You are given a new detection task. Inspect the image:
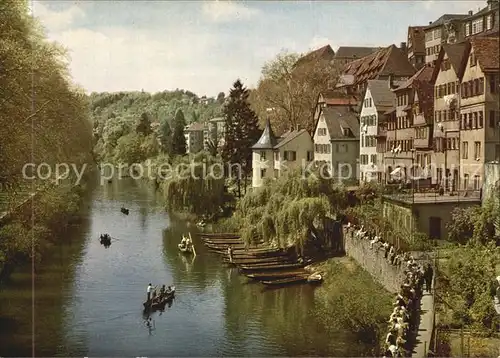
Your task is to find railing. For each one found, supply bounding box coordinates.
[383,189,482,204]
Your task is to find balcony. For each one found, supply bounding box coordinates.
[375,127,387,137]
[414,137,431,149]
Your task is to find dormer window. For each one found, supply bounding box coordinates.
[342,128,350,136]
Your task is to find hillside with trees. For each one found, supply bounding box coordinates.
[90,90,225,162]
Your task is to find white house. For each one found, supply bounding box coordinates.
[359,80,402,182]
[313,106,360,182]
[252,119,314,188]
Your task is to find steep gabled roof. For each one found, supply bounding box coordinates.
[366,79,404,108]
[431,42,470,83]
[294,45,335,68]
[341,45,416,86]
[334,46,380,59]
[252,118,277,149]
[470,36,499,71]
[397,66,434,91]
[424,14,469,30]
[319,107,359,140]
[274,129,309,149]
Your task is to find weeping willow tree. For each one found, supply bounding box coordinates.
[161,152,232,217]
[228,169,348,248]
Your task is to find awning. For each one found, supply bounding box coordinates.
[390,167,402,175]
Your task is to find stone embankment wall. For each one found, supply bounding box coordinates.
[343,226,405,293]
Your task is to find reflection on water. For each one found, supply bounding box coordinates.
[0,176,374,356]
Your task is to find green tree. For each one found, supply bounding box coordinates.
[216,92,225,103]
[221,79,261,197]
[250,49,341,134]
[171,109,186,155]
[159,120,173,153]
[136,112,152,135]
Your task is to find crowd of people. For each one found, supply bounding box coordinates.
[345,222,434,357]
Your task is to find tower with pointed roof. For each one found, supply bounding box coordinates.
[251,118,277,188]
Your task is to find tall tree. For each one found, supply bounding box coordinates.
[136,112,152,135]
[222,79,261,197]
[159,120,173,153]
[171,109,186,155]
[216,92,225,103]
[249,50,341,134]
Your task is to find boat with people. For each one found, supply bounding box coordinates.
[120,207,129,215]
[143,285,175,311]
[99,233,112,247]
[178,233,196,255]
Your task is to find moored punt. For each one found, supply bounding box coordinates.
[223,256,294,265]
[238,263,304,272]
[261,276,308,286]
[245,270,308,280]
[202,238,246,245]
[198,233,240,238]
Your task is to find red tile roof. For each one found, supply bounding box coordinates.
[470,36,499,71]
[341,45,415,86]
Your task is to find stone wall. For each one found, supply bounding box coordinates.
[343,226,406,293]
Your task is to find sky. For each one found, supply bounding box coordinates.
[32,0,487,97]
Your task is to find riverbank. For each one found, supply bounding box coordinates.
[0,177,93,283]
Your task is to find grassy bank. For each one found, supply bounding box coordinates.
[312,257,393,354]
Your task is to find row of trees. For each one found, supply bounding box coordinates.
[0,0,93,190]
[0,0,94,277]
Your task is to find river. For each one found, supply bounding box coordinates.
[0,176,375,357]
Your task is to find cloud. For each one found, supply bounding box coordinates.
[202,0,259,23]
[33,1,85,32]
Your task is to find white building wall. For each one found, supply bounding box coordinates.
[252,149,274,188]
[359,88,380,182]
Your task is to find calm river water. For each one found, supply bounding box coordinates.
[0,176,374,357]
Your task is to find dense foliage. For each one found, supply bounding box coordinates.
[222,170,348,248]
[221,80,261,197]
[249,50,341,134]
[161,152,233,218]
[0,0,93,190]
[315,259,393,349]
[91,90,223,162]
[437,242,500,332]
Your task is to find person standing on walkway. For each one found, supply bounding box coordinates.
[424,264,433,293]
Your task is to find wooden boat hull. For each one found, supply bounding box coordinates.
[239,263,304,272]
[261,276,308,286]
[143,290,175,310]
[245,270,308,280]
[223,257,294,265]
[199,233,240,238]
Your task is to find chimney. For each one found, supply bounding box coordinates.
[429,21,432,25]
[400,42,407,53]
[468,10,473,15]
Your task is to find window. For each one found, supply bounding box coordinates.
[260,169,266,178]
[474,141,481,160]
[307,151,314,162]
[260,151,266,160]
[473,112,478,128]
[465,22,471,36]
[490,75,499,93]
[464,174,469,190]
[486,14,493,30]
[462,141,468,159]
[490,111,496,128]
[284,151,296,161]
[470,52,477,67]
[473,175,480,190]
[371,154,377,164]
[496,144,500,161]
[472,18,483,34]
[318,128,327,136]
[274,151,279,161]
[479,111,483,128]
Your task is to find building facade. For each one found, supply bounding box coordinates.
[251,120,314,188]
[459,36,500,192]
[184,122,206,154]
[424,14,469,65]
[462,0,499,39]
[407,26,426,69]
[313,106,360,181]
[207,117,226,149]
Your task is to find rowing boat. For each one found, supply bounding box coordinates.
[239,263,304,272]
[261,276,308,286]
[143,287,175,311]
